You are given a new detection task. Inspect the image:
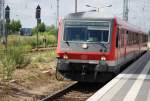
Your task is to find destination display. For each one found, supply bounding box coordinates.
[65,20,110,27]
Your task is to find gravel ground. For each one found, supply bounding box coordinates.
[0,51,73,101]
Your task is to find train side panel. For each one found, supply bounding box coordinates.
[115,19,148,70]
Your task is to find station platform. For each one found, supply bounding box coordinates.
[87,52,150,101]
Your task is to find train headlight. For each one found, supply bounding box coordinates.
[63,54,68,59]
[101,56,106,61]
[82,43,88,49]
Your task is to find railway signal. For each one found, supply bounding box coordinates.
[4,5,10,51]
[5,5,10,20]
[36,5,41,20]
[36,5,41,50]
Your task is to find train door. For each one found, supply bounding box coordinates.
[116,28,121,65]
[124,30,127,61]
[119,28,126,64]
[117,27,126,66]
[137,34,141,54]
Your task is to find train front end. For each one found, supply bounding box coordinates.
[56,13,116,82]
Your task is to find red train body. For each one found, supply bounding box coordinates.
[56,12,148,82]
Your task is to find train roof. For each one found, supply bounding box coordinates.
[116,18,145,34]
[64,12,146,34]
[65,12,115,20]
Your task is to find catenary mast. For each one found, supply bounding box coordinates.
[123,0,129,21]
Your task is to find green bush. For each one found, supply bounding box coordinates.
[0,41,32,81]
[7,33,57,49]
[11,46,30,68]
[32,24,57,36]
[38,33,57,46]
[0,52,15,81]
[46,25,57,34]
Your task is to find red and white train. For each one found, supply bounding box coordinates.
[56,12,148,82]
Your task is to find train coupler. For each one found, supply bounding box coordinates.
[94,62,108,79]
[81,65,86,76]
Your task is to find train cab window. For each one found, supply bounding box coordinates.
[87,29,109,42]
[64,27,86,41]
[64,21,110,43]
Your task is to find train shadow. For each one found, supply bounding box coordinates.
[119,51,150,76]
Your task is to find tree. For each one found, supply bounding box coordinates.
[31,24,57,35]
[37,22,46,32]
[46,25,57,36]
[9,20,22,33]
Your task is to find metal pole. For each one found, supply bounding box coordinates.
[0,0,2,36]
[37,21,39,50]
[123,0,129,21]
[1,0,7,52]
[36,19,41,50]
[97,8,100,12]
[5,20,9,52]
[2,0,5,38]
[56,0,59,28]
[75,0,77,13]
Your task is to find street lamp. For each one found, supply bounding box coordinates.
[86,4,112,12]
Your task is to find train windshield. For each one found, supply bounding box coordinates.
[64,21,110,43]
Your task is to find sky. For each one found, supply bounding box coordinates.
[5,0,150,32]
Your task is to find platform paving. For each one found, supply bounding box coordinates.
[87,52,150,101]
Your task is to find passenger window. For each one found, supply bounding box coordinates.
[116,28,119,48]
[121,29,124,47]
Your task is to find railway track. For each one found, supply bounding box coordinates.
[39,82,104,101]
[31,46,56,52]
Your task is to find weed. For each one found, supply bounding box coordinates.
[0,48,15,81]
[0,45,31,81]
[11,46,30,69]
[50,50,56,59]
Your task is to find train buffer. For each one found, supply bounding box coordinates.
[87,52,150,101]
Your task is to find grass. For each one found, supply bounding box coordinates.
[0,33,57,81]
[31,50,56,63]
[0,33,57,54]
[7,34,57,49]
[0,45,31,81]
[0,33,58,100]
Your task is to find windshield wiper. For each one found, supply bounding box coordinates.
[65,40,70,46]
[99,42,107,50]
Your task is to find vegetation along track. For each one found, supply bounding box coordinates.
[39,82,104,101]
[31,46,56,52]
